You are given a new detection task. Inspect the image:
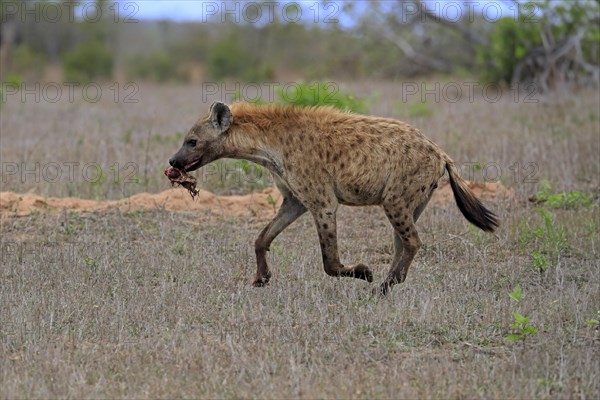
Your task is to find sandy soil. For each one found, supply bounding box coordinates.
[0,182,514,220]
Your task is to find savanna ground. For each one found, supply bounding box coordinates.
[1,82,599,398]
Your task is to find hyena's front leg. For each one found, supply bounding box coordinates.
[253,195,306,287]
[311,208,373,282]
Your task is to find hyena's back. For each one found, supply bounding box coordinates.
[270,110,447,208]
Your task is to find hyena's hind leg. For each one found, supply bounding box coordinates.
[377,191,434,295]
[253,195,306,287]
[311,207,373,282]
[394,183,436,254]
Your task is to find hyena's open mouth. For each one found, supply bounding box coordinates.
[164,166,199,199]
[184,158,204,172]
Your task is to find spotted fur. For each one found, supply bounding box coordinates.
[168,102,499,294]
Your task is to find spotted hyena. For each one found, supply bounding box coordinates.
[168,102,498,295]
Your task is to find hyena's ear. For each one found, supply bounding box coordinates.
[209,102,233,133]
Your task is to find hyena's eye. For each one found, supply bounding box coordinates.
[187,139,197,147]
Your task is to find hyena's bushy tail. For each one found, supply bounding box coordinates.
[445,161,499,232]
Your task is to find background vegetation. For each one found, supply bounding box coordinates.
[1,0,598,89]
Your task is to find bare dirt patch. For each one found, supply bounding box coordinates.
[0,187,282,221]
[0,181,514,219]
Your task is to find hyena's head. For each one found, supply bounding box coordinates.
[169,102,232,171]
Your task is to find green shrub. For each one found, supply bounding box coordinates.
[276,81,367,113]
[2,72,24,86]
[63,40,113,82]
[477,17,541,84]
[505,285,538,343]
[535,180,593,209]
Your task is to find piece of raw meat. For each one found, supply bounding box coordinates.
[164,166,199,199]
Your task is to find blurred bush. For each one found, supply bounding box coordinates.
[2,72,24,86]
[206,32,275,82]
[476,17,540,84]
[126,51,184,83]
[477,1,599,86]
[13,45,47,77]
[2,0,597,89]
[63,41,113,82]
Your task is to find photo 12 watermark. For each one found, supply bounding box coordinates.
[201,81,342,103]
[200,80,540,105]
[1,162,140,184]
[457,162,539,184]
[1,82,140,104]
[199,1,340,24]
[398,81,539,104]
[1,1,139,23]
[0,240,139,268]
[396,1,541,24]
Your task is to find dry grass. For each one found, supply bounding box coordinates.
[1,82,599,398]
[1,82,598,198]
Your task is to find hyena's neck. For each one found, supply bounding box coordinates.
[220,123,284,176]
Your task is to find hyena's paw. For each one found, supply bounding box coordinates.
[252,271,272,287]
[347,263,373,283]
